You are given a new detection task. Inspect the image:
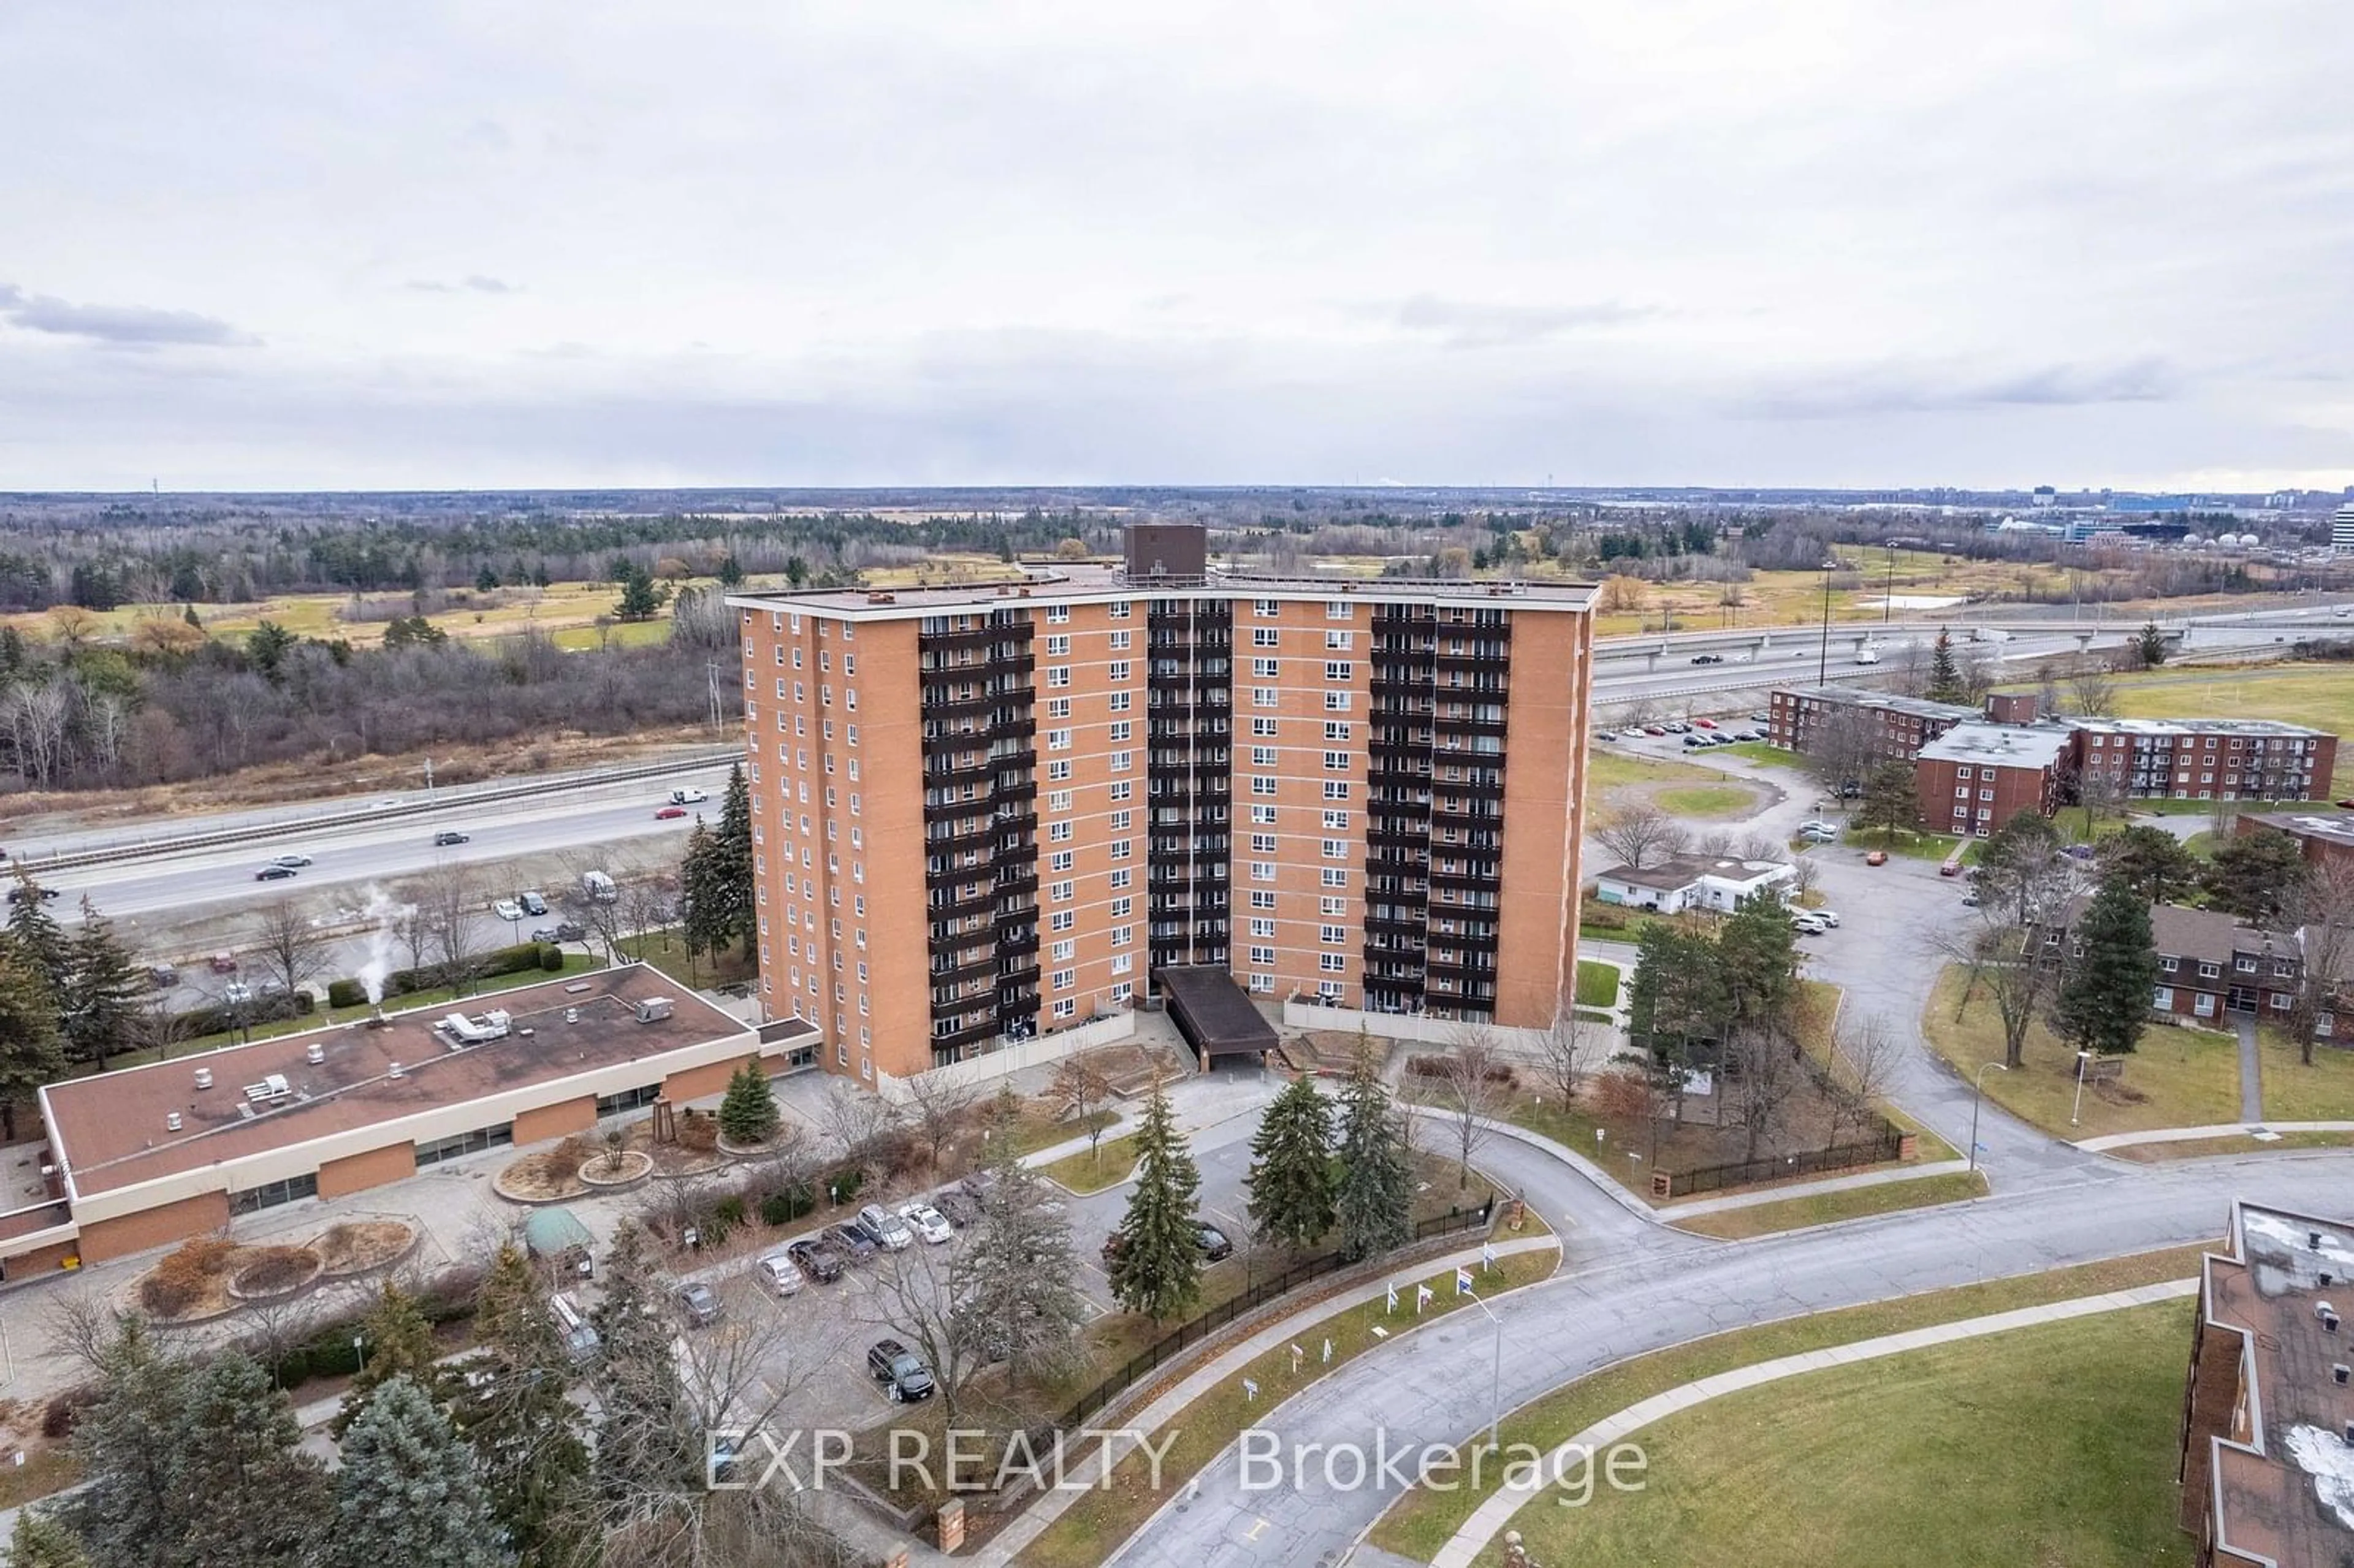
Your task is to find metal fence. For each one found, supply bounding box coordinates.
[1052,1198,1494,1431]
[1656,1125,1905,1198]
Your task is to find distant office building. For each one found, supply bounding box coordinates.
[1767,686,1981,760]
[2178,1201,2354,1563]
[2332,500,2354,553]
[728,525,1598,1086]
[2031,485,2057,508]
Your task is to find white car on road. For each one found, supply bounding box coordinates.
[898,1202,953,1245]
[1812,909,1842,927]
[492,898,524,922]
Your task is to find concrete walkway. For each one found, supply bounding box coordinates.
[2235,1016,2263,1124]
[2076,1119,2354,1152]
[977,1231,1564,1568]
[1659,1157,1975,1219]
[1425,1276,2198,1568]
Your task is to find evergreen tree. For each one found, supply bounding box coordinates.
[588,1224,699,1504]
[63,897,143,1071]
[6,872,71,998]
[715,761,755,953]
[337,1282,444,1434]
[332,1375,511,1568]
[717,1060,779,1145]
[474,564,501,593]
[2200,829,2310,923]
[2051,874,2160,1058]
[2135,619,2169,667]
[9,1510,90,1568]
[452,1246,592,1568]
[0,942,66,1140]
[1245,1075,1335,1252]
[614,566,663,622]
[1925,628,1964,702]
[1332,1035,1412,1260]
[1715,892,1798,1027]
[1107,1078,1203,1321]
[2098,824,2200,905]
[245,620,299,680]
[1851,759,1919,843]
[181,604,203,631]
[676,821,728,971]
[958,1144,1087,1386]
[715,554,745,588]
[64,1320,189,1568]
[172,1353,332,1568]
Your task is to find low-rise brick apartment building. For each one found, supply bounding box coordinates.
[2070,717,2336,807]
[2034,900,2332,1036]
[727,525,1597,1086]
[2178,1201,2354,1564]
[1912,722,2076,837]
[1766,686,1981,759]
[2237,810,2354,874]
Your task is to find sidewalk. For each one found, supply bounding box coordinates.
[2076,1119,2354,1152]
[978,1231,1564,1568]
[1659,1158,1975,1220]
[1423,1277,2198,1568]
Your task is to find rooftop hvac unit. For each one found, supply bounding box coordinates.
[387,1061,404,1079]
[305,1043,325,1065]
[2319,1300,2337,1320]
[243,1074,290,1103]
[2335,1365,2350,1387]
[164,1112,182,1132]
[636,997,675,1024]
[194,1067,214,1090]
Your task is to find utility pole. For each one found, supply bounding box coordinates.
[706,660,723,732]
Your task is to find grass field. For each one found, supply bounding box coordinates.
[1650,783,1759,820]
[1586,748,1723,796]
[1039,1132,1141,1194]
[1574,549,2094,639]
[2006,661,2354,739]
[1919,966,2241,1138]
[1503,1303,2191,1568]
[1843,824,1967,861]
[618,927,756,989]
[1574,960,1622,1010]
[1669,1171,1989,1239]
[2257,1028,2354,1121]
[1721,741,1799,766]
[1365,1244,2210,1560]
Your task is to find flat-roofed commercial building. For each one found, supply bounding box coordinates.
[729,526,1597,1084]
[0,965,808,1274]
[2179,1201,2354,1564]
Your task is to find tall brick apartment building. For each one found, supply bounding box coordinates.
[729,528,1597,1084]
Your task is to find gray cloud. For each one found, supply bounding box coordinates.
[0,284,257,348]
[1390,294,1659,349]
[1732,359,2179,421]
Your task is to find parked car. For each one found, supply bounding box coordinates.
[492,898,524,922]
[934,1190,982,1229]
[755,1250,806,1297]
[223,981,254,1005]
[1798,827,1839,845]
[1594,729,1618,742]
[867,1339,935,1402]
[2338,798,2354,810]
[271,852,313,868]
[1812,910,1842,927]
[1642,725,1667,736]
[1960,891,1983,907]
[518,891,547,917]
[858,1203,915,1252]
[209,952,239,974]
[1751,712,1771,725]
[1663,720,1689,733]
[898,1202,953,1245]
[824,1222,879,1264]
[1195,1222,1235,1262]
[1797,820,1838,835]
[1693,717,1717,729]
[1689,653,1723,666]
[1734,730,1763,742]
[675,1282,722,1328]
[1864,850,1888,866]
[2063,844,2097,861]
[785,1238,844,1284]
[146,964,180,989]
[1682,734,1710,748]
[655,806,690,821]
[433,830,470,847]
[533,921,588,943]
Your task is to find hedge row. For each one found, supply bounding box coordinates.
[178,989,314,1039]
[322,943,566,1011]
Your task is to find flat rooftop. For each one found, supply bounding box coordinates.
[1156,965,1279,1062]
[1916,721,2075,770]
[2204,1203,2354,1564]
[2245,812,2354,849]
[44,966,776,1198]
[1776,685,1980,723]
[729,564,1597,619]
[1599,855,1786,891]
[2073,716,2333,739]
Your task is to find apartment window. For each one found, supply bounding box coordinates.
[1323,837,1350,859]
[1321,868,1348,888]
[1045,605,1070,623]
[1108,601,1130,618]
[1110,750,1132,772]
[1251,833,1278,854]
[1051,880,1076,901]
[1109,781,1132,802]
[1049,821,1073,843]
[1110,839,1132,859]
[1253,717,1279,737]
[1249,946,1277,966]
[1323,781,1350,800]
[1109,660,1130,682]
[1323,810,1349,830]
[1327,600,1352,620]
[1110,809,1131,831]
[1046,697,1072,719]
[1048,759,1073,781]
[1957,767,1973,780]
[1047,666,1071,688]
[1324,751,1350,771]
[1319,953,1346,973]
[1109,630,1130,650]
[1324,691,1350,711]
[1044,634,1071,655]
[1050,939,1075,962]
[1324,662,1352,682]
[1251,861,1276,882]
[1252,776,1278,796]
[1251,804,1278,824]
[1320,924,1346,944]
[1250,918,1276,938]
[1255,599,1279,617]
[1048,790,1074,812]
[1049,910,1075,933]
[2158,956,2178,974]
[2153,986,2174,1011]
[1046,729,1073,752]
[1325,722,1352,742]
[1254,688,1279,708]
[1325,631,1354,650]
[1249,889,1277,910]
[1109,691,1130,713]
[1053,998,1076,1020]
[1111,925,1133,947]
[1253,628,1280,647]
[1320,895,1346,916]
[1110,897,1133,918]
[1048,850,1074,872]
[1109,866,1133,890]
[1253,658,1281,678]
[1252,747,1279,768]
[1053,969,1076,991]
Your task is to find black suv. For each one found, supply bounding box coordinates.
[1102,1222,1235,1266]
[785,1238,844,1284]
[823,1222,879,1264]
[866,1339,935,1402]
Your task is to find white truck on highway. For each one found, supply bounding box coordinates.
[1970,627,2013,643]
[668,787,709,806]
[1853,645,1881,665]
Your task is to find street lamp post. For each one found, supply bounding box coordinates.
[1969,1061,2009,1173]
[1460,1286,1505,1455]
[1816,561,1837,685]
[2070,1049,2092,1127]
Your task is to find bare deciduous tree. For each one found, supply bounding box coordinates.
[1787,849,1823,897]
[1824,1011,1904,1147]
[821,1079,904,1176]
[2283,861,2354,1068]
[43,1287,140,1379]
[1595,804,1687,872]
[1932,911,2058,1071]
[253,897,334,1000]
[1533,1006,1589,1106]
[1797,703,1881,796]
[416,864,489,995]
[1430,1024,1512,1188]
[898,1068,978,1173]
[2066,669,2119,718]
[1729,1024,1800,1162]
[1045,1049,1118,1161]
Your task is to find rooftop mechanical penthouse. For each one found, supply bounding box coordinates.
[729,525,1598,1086]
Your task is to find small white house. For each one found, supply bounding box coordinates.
[1591,855,1796,915]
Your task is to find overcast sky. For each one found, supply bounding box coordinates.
[2,2,2350,493]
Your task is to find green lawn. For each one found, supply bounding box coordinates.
[1574,960,1622,1010]
[1670,1171,1989,1239]
[2257,1029,2354,1121]
[1842,825,1967,861]
[1366,1245,2210,1561]
[1919,965,2242,1138]
[2011,661,2354,739]
[617,927,756,989]
[1721,741,1800,766]
[1038,1132,1140,1193]
[996,1108,1119,1159]
[1504,1303,2192,1568]
[1650,783,1760,820]
[1587,749,1723,797]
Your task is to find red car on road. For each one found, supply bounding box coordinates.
[655,805,690,820]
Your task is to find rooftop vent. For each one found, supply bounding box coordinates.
[2334,1364,2350,1387]
[193,1067,213,1090]
[2319,1300,2337,1322]
[387,1061,404,1079]
[164,1112,182,1133]
[305,1042,325,1065]
[2314,1231,2327,1250]
[565,1007,579,1025]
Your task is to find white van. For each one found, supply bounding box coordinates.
[582,869,618,902]
[669,787,709,806]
